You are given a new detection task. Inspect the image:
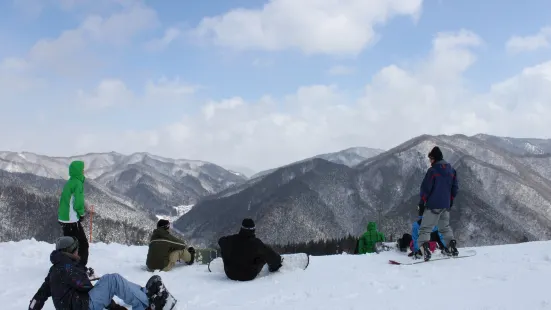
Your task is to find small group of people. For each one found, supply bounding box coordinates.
[27,159,283,309]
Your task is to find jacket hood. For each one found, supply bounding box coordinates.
[151,227,170,239]
[50,250,78,265]
[69,160,85,182]
[367,221,377,231]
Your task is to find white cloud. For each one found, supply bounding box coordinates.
[77,77,197,108]
[145,27,182,51]
[64,30,551,171]
[506,26,551,54]
[327,65,355,75]
[20,2,159,76]
[190,0,423,55]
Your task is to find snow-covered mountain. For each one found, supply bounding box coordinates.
[0,151,247,215]
[472,134,551,155]
[4,239,551,309]
[250,147,385,179]
[174,134,551,248]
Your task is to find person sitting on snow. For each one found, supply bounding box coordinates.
[409,216,446,258]
[146,219,195,271]
[28,236,172,310]
[218,218,282,281]
[357,221,385,254]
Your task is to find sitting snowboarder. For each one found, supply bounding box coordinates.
[28,236,172,310]
[146,219,195,271]
[409,216,446,258]
[218,218,282,281]
[357,221,385,254]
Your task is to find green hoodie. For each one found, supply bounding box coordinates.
[58,161,86,223]
[358,222,385,254]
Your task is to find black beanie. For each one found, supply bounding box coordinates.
[241,218,255,230]
[428,146,444,161]
[157,219,170,229]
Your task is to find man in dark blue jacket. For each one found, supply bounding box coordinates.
[417,146,459,261]
[28,236,173,310]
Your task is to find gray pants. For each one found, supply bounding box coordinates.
[418,209,454,247]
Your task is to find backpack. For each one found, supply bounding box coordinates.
[397,233,412,252]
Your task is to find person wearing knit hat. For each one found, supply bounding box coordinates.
[28,236,175,310]
[416,145,459,262]
[217,218,282,281]
[145,219,195,271]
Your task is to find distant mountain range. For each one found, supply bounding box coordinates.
[174,134,551,249]
[250,147,385,179]
[0,151,246,244]
[2,134,551,250]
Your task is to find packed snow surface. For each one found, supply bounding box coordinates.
[3,239,551,309]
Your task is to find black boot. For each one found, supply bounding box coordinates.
[145,275,168,310]
[421,242,432,261]
[448,239,459,256]
[186,247,195,265]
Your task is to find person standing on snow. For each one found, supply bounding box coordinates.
[146,219,195,271]
[417,146,459,261]
[218,218,282,281]
[357,221,385,254]
[58,160,94,277]
[28,236,172,310]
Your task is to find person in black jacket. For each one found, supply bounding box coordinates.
[218,218,282,281]
[28,236,172,310]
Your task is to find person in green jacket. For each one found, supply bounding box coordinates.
[146,219,196,271]
[358,222,385,254]
[58,160,93,275]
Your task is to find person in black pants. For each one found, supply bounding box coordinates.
[59,220,89,267]
[57,160,95,277]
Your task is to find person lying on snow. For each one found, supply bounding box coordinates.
[28,236,171,310]
[357,221,385,254]
[409,216,446,258]
[218,218,282,281]
[146,219,195,271]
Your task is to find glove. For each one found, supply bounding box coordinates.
[187,247,195,254]
[417,203,425,216]
[29,298,45,310]
[78,213,86,222]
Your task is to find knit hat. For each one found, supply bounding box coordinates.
[241,218,255,230]
[428,146,444,161]
[157,219,170,229]
[56,236,79,253]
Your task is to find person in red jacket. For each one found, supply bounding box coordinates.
[417,146,459,261]
[28,236,173,310]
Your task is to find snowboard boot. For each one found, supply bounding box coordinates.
[145,275,168,310]
[448,239,459,256]
[186,247,195,265]
[420,242,432,261]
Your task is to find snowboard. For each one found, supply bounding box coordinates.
[208,253,310,277]
[389,249,476,265]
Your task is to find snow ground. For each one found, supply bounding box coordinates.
[2,239,551,309]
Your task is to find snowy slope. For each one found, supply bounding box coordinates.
[4,239,551,309]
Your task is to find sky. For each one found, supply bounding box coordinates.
[1,0,551,173]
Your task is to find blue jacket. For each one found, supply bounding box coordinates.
[419,160,458,210]
[411,221,444,251]
[29,250,93,310]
